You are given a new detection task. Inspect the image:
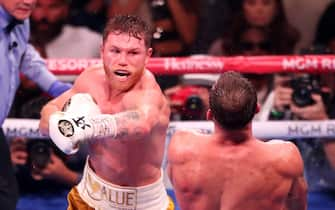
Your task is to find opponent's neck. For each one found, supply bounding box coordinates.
[215,123,253,144]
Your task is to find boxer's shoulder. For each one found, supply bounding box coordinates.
[265,140,303,176]
[265,139,297,155]
[73,66,105,89]
[141,70,161,88]
[74,65,103,80]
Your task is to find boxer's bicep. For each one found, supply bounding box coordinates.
[124,89,166,124]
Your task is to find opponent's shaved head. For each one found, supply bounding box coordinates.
[209,71,257,130]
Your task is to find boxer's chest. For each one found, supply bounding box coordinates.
[95,88,140,114]
[98,98,125,114]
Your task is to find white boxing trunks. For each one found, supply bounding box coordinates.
[76,159,170,210]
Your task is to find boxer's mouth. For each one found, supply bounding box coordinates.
[114,70,130,77]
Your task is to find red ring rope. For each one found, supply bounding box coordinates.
[47,55,335,75]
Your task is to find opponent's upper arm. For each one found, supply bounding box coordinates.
[167,130,200,190]
[287,144,307,210]
[277,142,307,210]
[276,141,304,178]
[168,130,193,167]
[286,175,307,210]
[167,131,188,185]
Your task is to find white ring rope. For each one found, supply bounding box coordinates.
[3,118,335,140]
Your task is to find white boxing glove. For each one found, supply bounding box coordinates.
[62,93,101,115]
[49,93,117,154]
[49,93,115,154]
[49,111,87,154]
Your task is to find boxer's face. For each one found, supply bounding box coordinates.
[243,0,277,27]
[101,32,152,91]
[0,0,36,20]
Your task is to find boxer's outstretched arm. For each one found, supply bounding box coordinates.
[67,91,167,141]
[47,89,169,154]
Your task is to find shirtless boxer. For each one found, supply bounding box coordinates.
[167,71,307,210]
[39,15,173,210]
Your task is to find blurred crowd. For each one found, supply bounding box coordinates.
[7,0,335,210]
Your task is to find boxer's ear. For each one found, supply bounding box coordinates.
[255,103,260,114]
[147,48,153,57]
[206,109,213,120]
[145,48,153,65]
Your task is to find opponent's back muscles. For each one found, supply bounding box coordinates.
[168,131,307,210]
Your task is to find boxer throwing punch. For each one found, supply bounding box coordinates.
[167,71,307,210]
[39,15,173,210]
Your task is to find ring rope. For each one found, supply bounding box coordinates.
[13,55,335,140]
[47,55,335,75]
[4,119,335,140]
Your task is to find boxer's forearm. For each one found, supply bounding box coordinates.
[88,108,157,140]
[40,102,62,136]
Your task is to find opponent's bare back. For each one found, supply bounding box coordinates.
[166,71,307,210]
[168,130,307,210]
